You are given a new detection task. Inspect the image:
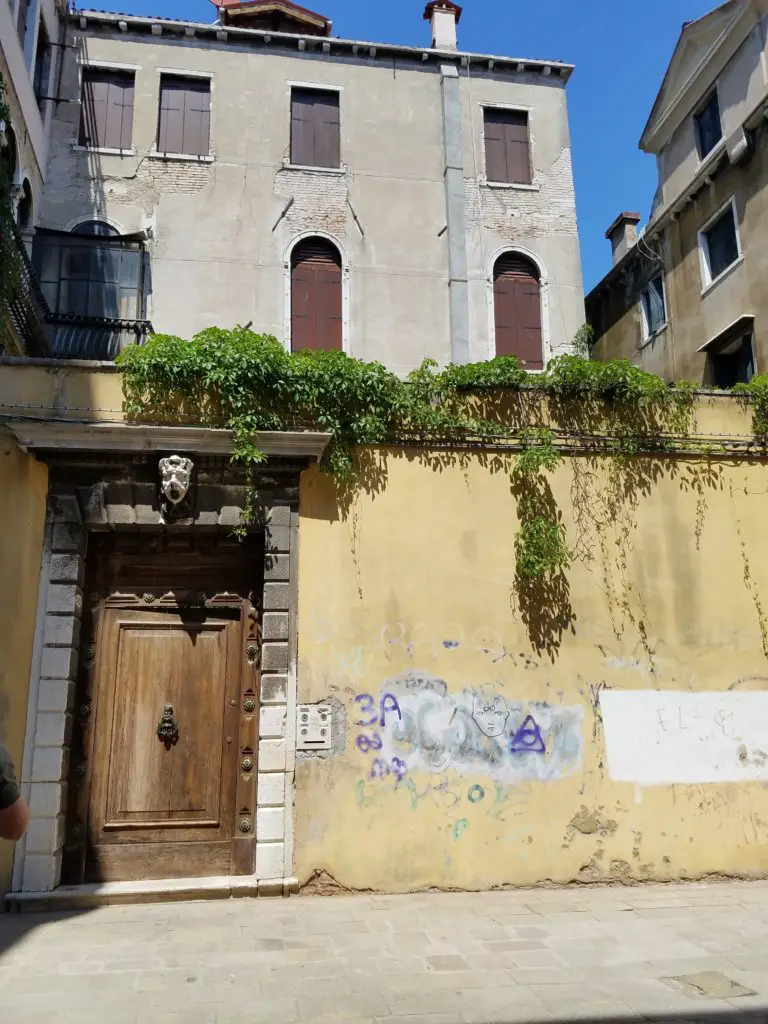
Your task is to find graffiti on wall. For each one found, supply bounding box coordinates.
[354,671,582,784]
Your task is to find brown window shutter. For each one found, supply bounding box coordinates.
[493,254,542,368]
[291,239,343,351]
[182,80,211,157]
[79,70,134,150]
[483,110,508,183]
[291,89,315,166]
[291,88,340,168]
[484,108,531,184]
[158,78,185,154]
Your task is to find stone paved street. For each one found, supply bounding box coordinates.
[1,881,768,1023]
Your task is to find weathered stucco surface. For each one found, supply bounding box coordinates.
[42,26,583,372]
[0,430,47,893]
[295,397,768,891]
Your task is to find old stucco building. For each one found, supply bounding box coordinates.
[587,0,768,385]
[34,0,584,371]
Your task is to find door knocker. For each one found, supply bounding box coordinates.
[157,704,179,748]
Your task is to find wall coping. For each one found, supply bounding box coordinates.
[4,420,331,459]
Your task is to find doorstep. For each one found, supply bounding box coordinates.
[5,874,299,912]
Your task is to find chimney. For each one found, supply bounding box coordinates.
[423,0,462,51]
[605,212,641,265]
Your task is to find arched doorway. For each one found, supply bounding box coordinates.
[290,237,343,351]
[493,252,543,369]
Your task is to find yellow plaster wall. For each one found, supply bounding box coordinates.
[0,431,47,893]
[295,397,768,891]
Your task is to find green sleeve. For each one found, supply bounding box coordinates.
[0,743,20,811]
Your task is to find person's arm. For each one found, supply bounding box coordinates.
[0,743,28,842]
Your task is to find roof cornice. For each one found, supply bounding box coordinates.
[71,9,574,81]
[640,0,757,152]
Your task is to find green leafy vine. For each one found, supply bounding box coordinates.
[0,75,20,327]
[117,328,727,592]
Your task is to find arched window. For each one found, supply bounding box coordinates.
[73,219,119,236]
[290,237,342,351]
[0,126,18,188]
[493,252,543,369]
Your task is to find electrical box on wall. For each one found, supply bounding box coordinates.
[297,704,332,750]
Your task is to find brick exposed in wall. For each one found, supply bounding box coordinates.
[464,149,579,241]
[274,167,349,238]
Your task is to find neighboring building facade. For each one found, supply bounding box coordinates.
[0,0,63,355]
[35,0,584,371]
[587,0,768,385]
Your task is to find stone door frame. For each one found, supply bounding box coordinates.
[8,426,327,896]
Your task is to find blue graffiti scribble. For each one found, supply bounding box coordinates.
[510,715,545,755]
[391,757,408,782]
[379,692,402,726]
[442,640,460,649]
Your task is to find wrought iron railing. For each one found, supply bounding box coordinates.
[1,219,51,356]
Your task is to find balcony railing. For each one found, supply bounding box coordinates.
[1,220,51,357]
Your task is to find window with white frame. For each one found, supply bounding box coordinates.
[699,199,741,288]
[639,275,666,339]
[694,89,722,160]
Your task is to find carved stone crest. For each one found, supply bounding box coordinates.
[159,454,194,518]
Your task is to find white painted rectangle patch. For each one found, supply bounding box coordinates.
[600,690,768,785]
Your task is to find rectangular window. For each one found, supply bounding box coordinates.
[708,334,755,388]
[484,108,532,185]
[694,90,722,159]
[78,68,135,151]
[700,199,740,286]
[33,20,51,111]
[33,230,144,320]
[290,88,340,169]
[157,75,211,157]
[639,276,666,339]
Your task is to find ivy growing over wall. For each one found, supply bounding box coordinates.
[0,76,19,326]
[118,328,765,604]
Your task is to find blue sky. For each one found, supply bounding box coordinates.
[81,0,718,291]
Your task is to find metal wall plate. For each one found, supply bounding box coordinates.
[297,704,332,750]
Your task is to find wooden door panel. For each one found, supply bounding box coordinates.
[104,620,228,830]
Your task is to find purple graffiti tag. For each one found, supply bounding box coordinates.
[370,758,390,779]
[391,757,408,782]
[379,693,402,726]
[356,732,383,753]
[510,715,545,754]
[354,693,379,727]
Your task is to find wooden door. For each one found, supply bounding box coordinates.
[86,606,241,881]
[63,533,263,884]
[291,238,343,351]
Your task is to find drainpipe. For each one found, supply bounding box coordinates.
[439,62,470,365]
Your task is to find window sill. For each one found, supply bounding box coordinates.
[701,254,745,297]
[695,135,726,168]
[72,145,136,157]
[639,322,668,349]
[483,180,539,191]
[282,162,346,175]
[148,152,214,163]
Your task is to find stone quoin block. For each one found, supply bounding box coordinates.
[263,583,290,611]
[31,745,69,783]
[106,503,137,527]
[261,675,288,705]
[266,505,291,528]
[258,739,287,772]
[256,772,286,807]
[34,712,73,749]
[37,680,75,714]
[256,841,285,881]
[46,584,83,617]
[262,612,289,641]
[51,522,84,553]
[28,782,68,819]
[24,814,65,856]
[256,806,285,842]
[259,706,287,739]
[261,642,288,673]
[263,554,290,582]
[22,851,62,893]
[48,494,82,524]
[265,525,291,553]
[49,553,85,586]
[43,615,81,649]
[40,647,78,681]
